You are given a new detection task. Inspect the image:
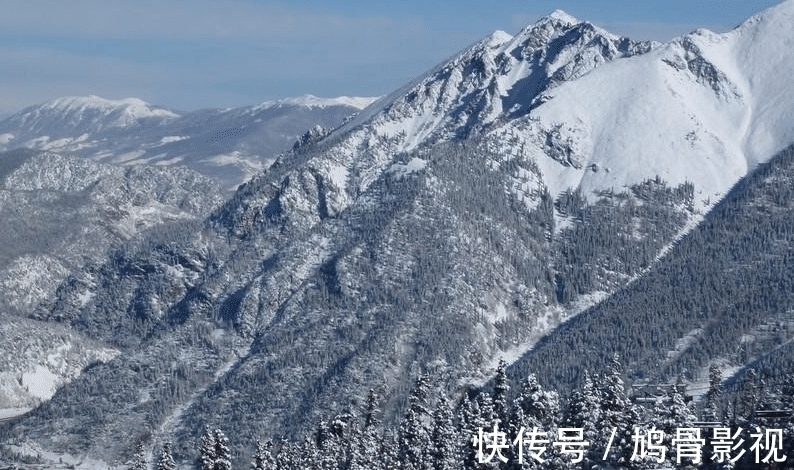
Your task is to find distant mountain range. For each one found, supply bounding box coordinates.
[3,1,794,469]
[0,95,378,189]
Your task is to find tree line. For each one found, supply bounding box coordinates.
[136,357,793,470]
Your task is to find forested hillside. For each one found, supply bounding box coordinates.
[4,2,794,469]
[509,145,794,398]
[91,359,794,470]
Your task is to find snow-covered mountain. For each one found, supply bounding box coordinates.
[1,96,178,133]
[345,10,653,144]
[490,0,794,207]
[5,2,794,469]
[298,1,794,219]
[0,95,378,188]
[0,148,225,411]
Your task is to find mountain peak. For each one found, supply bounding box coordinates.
[45,95,176,117]
[487,29,514,46]
[544,9,580,26]
[327,5,653,160]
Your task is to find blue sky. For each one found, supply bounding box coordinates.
[0,0,781,114]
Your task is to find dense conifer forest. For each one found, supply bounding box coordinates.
[110,359,792,470]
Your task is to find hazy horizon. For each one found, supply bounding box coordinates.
[0,0,781,114]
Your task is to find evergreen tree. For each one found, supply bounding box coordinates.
[509,375,559,470]
[399,375,432,470]
[739,368,760,425]
[348,430,372,470]
[704,365,724,422]
[277,438,301,470]
[564,371,601,469]
[655,385,698,470]
[379,431,400,470]
[596,354,639,468]
[476,393,497,428]
[213,428,232,470]
[492,360,510,427]
[299,436,319,470]
[512,374,559,429]
[364,388,381,430]
[458,395,485,470]
[200,426,217,470]
[252,440,276,470]
[471,392,504,469]
[431,396,459,470]
[336,413,361,470]
[661,385,696,431]
[314,416,343,470]
[129,442,148,470]
[156,442,176,470]
[357,392,384,470]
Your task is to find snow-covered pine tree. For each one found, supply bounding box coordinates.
[380,430,400,470]
[492,360,510,428]
[475,393,496,429]
[564,371,601,469]
[129,442,148,470]
[364,388,381,430]
[473,393,504,470]
[355,392,384,470]
[430,396,459,470]
[348,429,373,470]
[213,428,232,470]
[596,354,640,469]
[316,417,342,470]
[200,426,217,470]
[300,435,320,470]
[252,440,276,470]
[512,374,559,430]
[277,437,298,470]
[334,413,360,470]
[399,375,432,470]
[458,395,484,470]
[655,385,698,470]
[739,368,760,426]
[704,364,724,423]
[663,385,696,430]
[156,442,176,470]
[508,374,560,470]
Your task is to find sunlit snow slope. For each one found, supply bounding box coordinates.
[488,0,794,207]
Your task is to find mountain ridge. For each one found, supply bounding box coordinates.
[0,94,378,189]
[4,3,794,468]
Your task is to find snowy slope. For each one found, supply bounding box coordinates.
[1,96,178,140]
[487,0,794,209]
[272,10,655,222]
[295,0,794,221]
[5,4,794,468]
[339,11,653,151]
[254,94,379,111]
[0,317,118,409]
[0,95,377,188]
[0,149,224,315]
